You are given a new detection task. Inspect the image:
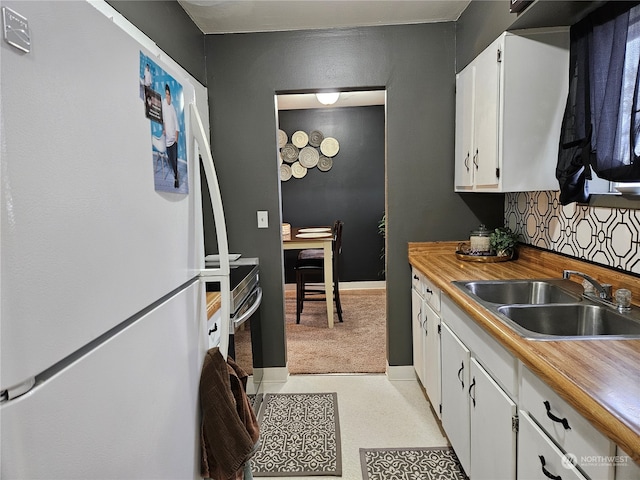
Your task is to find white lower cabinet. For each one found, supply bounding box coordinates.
[520,366,616,480]
[615,447,640,480]
[411,268,442,419]
[423,300,441,419]
[416,283,637,480]
[441,322,516,479]
[411,285,427,385]
[469,357,517,479]
[519,411,589,480]
[441,322,471,474]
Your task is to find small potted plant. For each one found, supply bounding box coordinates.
[490,227,519,258]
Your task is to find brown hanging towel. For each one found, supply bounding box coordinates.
[200,347,259,480]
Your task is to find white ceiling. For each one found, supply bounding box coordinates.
[178,0,470,35]
[276,90,385,110]
[178,1,470,109]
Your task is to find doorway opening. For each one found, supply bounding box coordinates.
[275,88,387,374]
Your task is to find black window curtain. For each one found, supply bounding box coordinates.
[556,2,640,205]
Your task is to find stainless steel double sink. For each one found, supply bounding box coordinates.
[453,279,640,340]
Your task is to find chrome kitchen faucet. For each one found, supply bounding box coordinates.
[563,270,632,313]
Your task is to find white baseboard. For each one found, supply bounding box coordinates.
[386,364,417,381]
[284,280,386,291]
[254,366,289,383]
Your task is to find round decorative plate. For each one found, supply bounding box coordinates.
[298,227,331,233]
[309,130,324,147]
[291,161,307,179]
[280,164,292,181]
[296,232,333,238]
[299,146,320,168]
[317,155,333,172]
[277,129,288,148]
[320,137,339,157]
[292,130,309,148]
[280,143,299,163]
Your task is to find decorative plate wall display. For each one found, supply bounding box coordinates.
[280,164,292,181]
[299,146,320,168]
[291,161,307,178]
[317,155,333,172]
[309,130,324,147]
[281,143,299,163]
[320,137,339,157]
[277,128,339,181]
[277,129,288,148]
[292,130,309,148]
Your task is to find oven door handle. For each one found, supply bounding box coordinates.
[233,287,262,329]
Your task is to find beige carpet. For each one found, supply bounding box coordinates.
[284,288,387,374]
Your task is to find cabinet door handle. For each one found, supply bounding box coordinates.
[413,274,419,280]
[468,377,476,407]
[464,152,470,171]
[473,149,479,169]
[425,288,433,294]
[544,401,571,430]
[423,313,428,336]
[539,455,562,480]
[208,324,218,335]
[457,362,465,389]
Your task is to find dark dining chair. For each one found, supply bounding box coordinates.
[294,220,344,324]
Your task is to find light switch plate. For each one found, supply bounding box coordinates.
[3,7,30,53]
[257,211,268,229]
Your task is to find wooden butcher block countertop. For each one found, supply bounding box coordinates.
[409,242,640,464]
[206,292,221,319]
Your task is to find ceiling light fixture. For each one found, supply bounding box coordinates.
[315,92,340,105]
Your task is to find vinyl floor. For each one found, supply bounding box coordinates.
[258,374,448,480]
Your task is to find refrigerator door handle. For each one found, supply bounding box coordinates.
[191,104,233,360]
[2,377,36,401]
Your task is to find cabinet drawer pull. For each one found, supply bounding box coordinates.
[208,324,218,335]
[457,362,464,389]
[413,274,419,280]
[539,455,562,480]
[544,401,571,430]
[425,288,433,294]
[468,377,476,407]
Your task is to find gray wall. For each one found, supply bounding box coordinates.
[455,0,516,72]
[106,0,521,369]
[106,0,207,85]
[279,106,385,283]
[455,0,605,72]
[97,0,611,372]
[204,25,503,368]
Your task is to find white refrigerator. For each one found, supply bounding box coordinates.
[1,2,212,478]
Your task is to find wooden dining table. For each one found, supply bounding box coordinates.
[282,226,335,328]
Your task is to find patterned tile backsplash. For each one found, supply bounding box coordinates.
[505,191,640,275]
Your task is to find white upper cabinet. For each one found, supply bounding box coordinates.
[455,29,569,192]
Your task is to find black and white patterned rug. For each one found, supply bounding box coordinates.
[252,392,342,477]
[360,447,468,480]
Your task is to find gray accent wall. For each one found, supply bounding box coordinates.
[204,25,503,368]
[106,0,207,85]
[105,1,516,369]
[455,0,516,72]
[279,106,385,283]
